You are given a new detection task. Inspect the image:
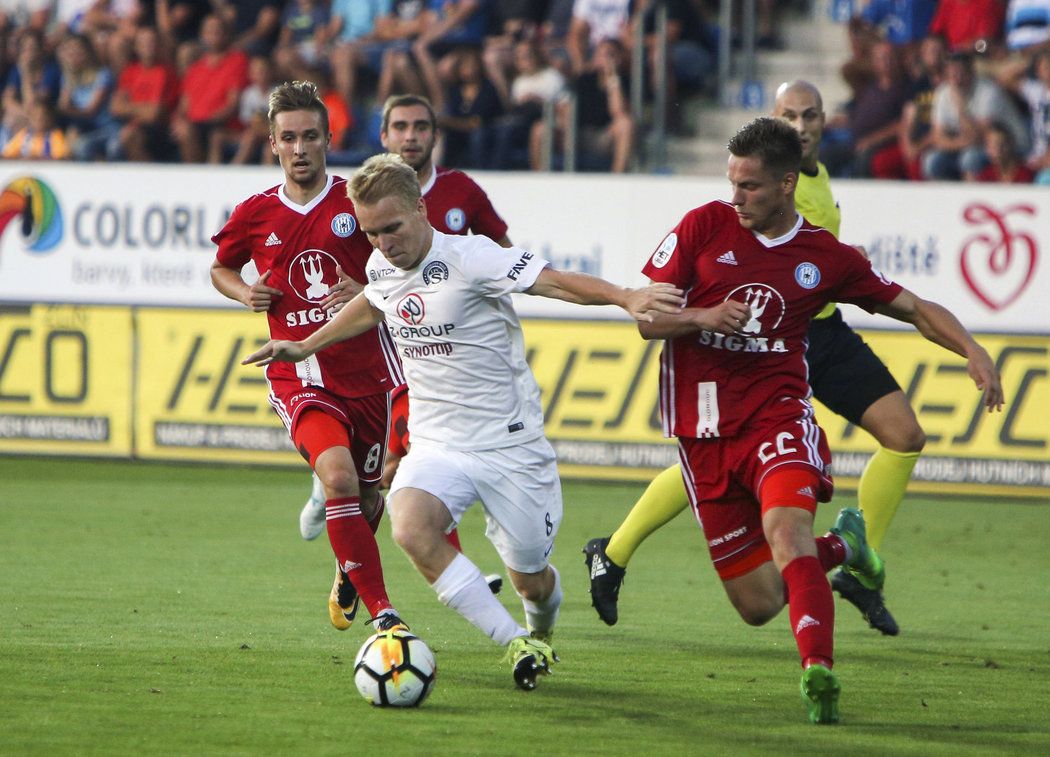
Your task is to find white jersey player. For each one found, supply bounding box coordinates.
[244,153,684,690]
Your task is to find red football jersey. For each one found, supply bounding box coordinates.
[643,200,902,440]
[212,175,403,398]
[422,166,509,240]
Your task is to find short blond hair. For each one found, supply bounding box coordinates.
[348,153,421,209]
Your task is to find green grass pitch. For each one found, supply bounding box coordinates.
[1,458,1048,755]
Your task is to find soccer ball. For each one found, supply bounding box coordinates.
[353,629,437,707]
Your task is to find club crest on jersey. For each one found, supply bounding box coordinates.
[726,283,785,333]
[397,293,426,325]
[651,232,677,268]
[445,208,466,232]
[331,213,356,238]
[794,262,820,289]
[423,261,449,286]
[288,249,338,302]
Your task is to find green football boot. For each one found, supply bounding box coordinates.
[800,664,840,725]
[830,507,885,591]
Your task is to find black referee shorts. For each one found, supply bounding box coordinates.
[806,308,901,427]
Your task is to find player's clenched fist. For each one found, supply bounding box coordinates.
[246,270,284,312]
[696,300,752,335]
[624,282,686,323]
[242,339,307,367]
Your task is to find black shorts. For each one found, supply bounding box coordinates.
[805,308,901,426]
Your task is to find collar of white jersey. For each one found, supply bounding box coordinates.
[751,212,803,248]
[278,174,334,215]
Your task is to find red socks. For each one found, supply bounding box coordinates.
[326,496,392,618]
[815,533,848,572]
[782,555,834,669]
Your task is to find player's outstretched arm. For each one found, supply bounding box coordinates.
[876,289,1005,412]
[320,264,364,313]
[242,294,385,367]
[211,261,284,312]
[637,299,752,339]
[525,268,685,322]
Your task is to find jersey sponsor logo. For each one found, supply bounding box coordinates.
[794,262,820,289]
[288,249,338,303]
[285,306,337,327]
[369,267,396,281]
[444,207,466,232]
[697,330,788,353]
[264,232,281,247]
[394,323,454,339]
[651,232,677,268]
[396,293,426,324]
[422,261,449,286]
[507,250,534,281]
[725,283,785,333]
[330,212,356,238]
[402,342,453,359]
[716,250,738,265]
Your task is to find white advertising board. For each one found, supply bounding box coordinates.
[2,164,1047,333]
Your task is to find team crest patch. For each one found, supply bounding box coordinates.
[331,213,356,237]
[651,232,677,268]
[794,262,820,289]
[422,261,449,286]
[445,208,466,232]
[288,249,338,302]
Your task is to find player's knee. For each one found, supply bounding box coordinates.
[315,466,357,498]
[732,594,781,626]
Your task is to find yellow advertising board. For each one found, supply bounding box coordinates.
[0,304,133,457]
[523,320,1050,498]
[135,308,300,465]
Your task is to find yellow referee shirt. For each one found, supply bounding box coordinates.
[795,161,841,319]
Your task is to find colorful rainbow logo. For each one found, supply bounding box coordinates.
[0,176,64,255]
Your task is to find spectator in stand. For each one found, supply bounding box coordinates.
[567,0,630,76]
[51,0,100,41]
[156,0,210,48]
[972,121,1035,180]
[2,97,70,158]
[56,32,120,160]
[856,0,937,73]
[109,25,178,161]
[928,0,1006,52]
[275,0,332,71]
[1005,0,1050,51]
[373,2,429,103]
[924,51,1030,179]
[170,14,249,163]
[1000,47,1050,183]
[540,0,576,76]
[435,45,503,168]
[534,36,634,172]
[211,0,283,56]
[328,0,392,107]
[872,33,948,179]
[481,1,549,104]
[823,40,911,177]
[0,1,53,34]
[230,54,276,164]
[411,0,489,111]
[2,29,62,136]
[491,38,565,169]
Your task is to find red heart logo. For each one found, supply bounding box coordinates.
[959,203,1038,312]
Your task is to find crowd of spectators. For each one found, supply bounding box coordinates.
[0,0,1046,184]
[831,0,1050,184]
[0,0,719,172]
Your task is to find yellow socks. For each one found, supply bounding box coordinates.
[606,465,690,566]
[857,447,920,551]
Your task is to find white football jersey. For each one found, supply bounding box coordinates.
[363,231,550,451]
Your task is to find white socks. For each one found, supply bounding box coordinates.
[520,565,562,637]
[432,553,525,646]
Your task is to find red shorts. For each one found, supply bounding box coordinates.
[268,380,391,487]
[678,410,834,580]
[388,384,409,458]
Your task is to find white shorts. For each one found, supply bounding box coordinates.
[388,435,563,573]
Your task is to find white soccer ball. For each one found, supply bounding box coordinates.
[353,629,437,707]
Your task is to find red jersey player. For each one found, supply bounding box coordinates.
[639,117,1002,724]
[210,81,408,635]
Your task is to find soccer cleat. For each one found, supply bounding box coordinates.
[506,635,557,691]
[800,664,840,724]
[829,507,885,591]
[299,473,326,541]
[831,569,900,636]
[485,573,504,595]
[583,537,626,626]
[373,612,409,633]
[328,565,360,631]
